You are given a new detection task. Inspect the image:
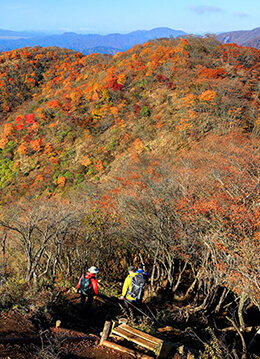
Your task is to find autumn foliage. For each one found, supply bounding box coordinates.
[1,36,260,352]
[0,37,260,197]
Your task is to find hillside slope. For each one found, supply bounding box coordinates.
[0,36,260,203]
[1,37,260,357]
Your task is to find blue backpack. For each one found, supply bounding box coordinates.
[80,275,92,296]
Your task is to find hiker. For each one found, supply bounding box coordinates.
[119,265,145,318]
[137,263,148,283]
[136,263,148,301]
[77,266,99,313]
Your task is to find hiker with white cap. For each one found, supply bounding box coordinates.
[77,266,99,312]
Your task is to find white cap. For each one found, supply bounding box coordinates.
[88,266,99,274]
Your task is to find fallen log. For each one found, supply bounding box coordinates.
[214,319,253,333]
[157,326,180,333]
[101,339,154,359]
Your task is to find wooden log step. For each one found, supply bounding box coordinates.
[100,320,112,345]
[102,339,154,359]
[118,323,163,345]
[112,327,159,352]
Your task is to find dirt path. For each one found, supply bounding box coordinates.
[0,293,142,359]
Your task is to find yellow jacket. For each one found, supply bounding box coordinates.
[122,272,137,301]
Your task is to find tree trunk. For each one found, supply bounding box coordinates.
[0,232,7,281]
[172,260,188,293]
[238,293,246,331]
[215,287,229,313]
[188,291,211,314]
[150,247,159,290]
[227,316,247,359]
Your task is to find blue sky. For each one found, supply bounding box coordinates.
[1,0,259,35]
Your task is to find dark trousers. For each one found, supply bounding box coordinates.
[80,293,94,312]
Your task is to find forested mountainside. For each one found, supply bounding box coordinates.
[1,35,260,357]
[1,36,260,202]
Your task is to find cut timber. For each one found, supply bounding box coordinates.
[113,326,158,352]
[100,320,112,345]
[115,324,163,345]
[157,326,174,333]
[56,320,61,328]
[102,340,154,359]
[111,323,173,358]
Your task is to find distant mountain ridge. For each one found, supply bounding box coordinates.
[217,27,260,50]
[0,27,187,54]
[0,29,43,39]
[2,26,260,55]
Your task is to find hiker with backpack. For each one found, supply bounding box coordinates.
[77,266,99,313]
[137,263,148,285]
[119,265,145,318]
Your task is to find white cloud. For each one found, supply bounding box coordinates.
[232,11,249,18]
[58,27,73,32]
[189,6,223,15]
